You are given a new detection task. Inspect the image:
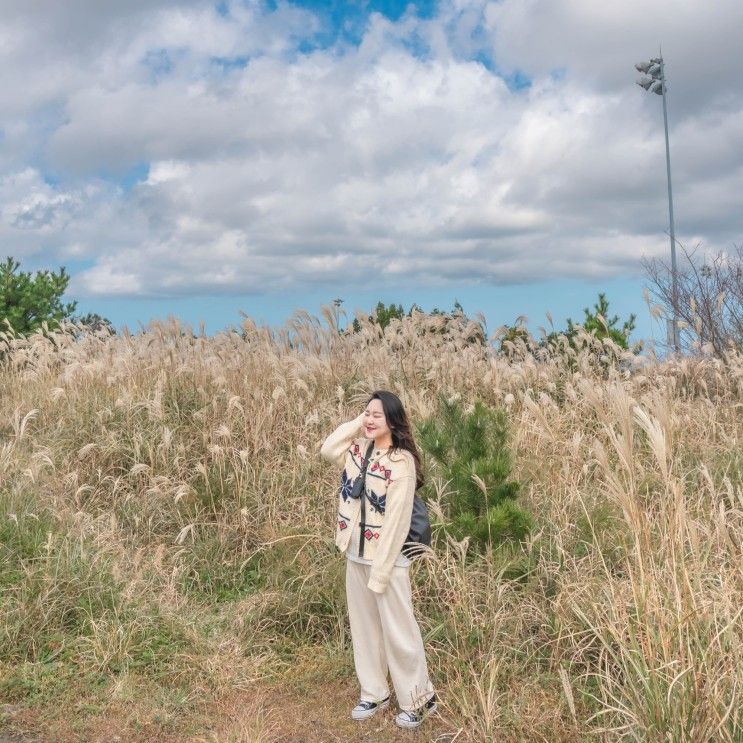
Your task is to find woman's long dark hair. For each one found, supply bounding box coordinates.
[368,390,424,491]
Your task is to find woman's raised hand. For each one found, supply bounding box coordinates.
[354,410,367,431]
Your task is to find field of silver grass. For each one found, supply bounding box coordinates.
[0,308,741,742]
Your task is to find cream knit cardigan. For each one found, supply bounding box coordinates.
[320,414,416,594]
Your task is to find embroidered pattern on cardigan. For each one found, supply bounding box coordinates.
[341,444,392,506]
[351,443,391,481]
[370,462,392,481]
[338,510,351,530]
[339,470,355,502]
[366,490,386,514]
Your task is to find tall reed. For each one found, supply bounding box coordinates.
[0,312,740,741]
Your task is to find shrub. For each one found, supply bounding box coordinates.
[350,300,487,345]
[0,256,77,336]
[417,397,532,553]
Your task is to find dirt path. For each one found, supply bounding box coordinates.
[213,680,460,743]
[0,705,37,743]
[1,681,460,743]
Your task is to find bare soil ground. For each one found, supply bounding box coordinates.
[1,680,458,743]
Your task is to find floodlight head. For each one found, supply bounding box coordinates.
[647,63,662,78]
[636,76,654,90]
[635,60,652,73]
[650,80,664,95]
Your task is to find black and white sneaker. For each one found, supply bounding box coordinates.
[351,695,390,720]
[394,693,437,729]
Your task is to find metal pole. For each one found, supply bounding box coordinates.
[659,56,680,352]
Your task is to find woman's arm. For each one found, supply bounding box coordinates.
[368,455,415,594]
[320,412,367,467]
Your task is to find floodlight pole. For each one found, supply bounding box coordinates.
[659,55,680,352]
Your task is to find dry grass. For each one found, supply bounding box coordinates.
[0,310,741,742]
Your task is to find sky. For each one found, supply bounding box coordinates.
[2,0,742,345]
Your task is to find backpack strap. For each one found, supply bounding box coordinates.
[358,441,375,558]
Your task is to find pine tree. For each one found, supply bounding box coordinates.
[351,299,486,345]
[417,397,532,552]
[566,292,637,350]
[543,292,640,353]
[0,256,77,336]
[73,312,115,334]
[351,301,405,332]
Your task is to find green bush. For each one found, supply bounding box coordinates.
[0,256,77,336]
[350,300,487,345]
[417,397,532,553]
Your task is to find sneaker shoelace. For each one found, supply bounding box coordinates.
[358,696,389,711]
[403,693,437,721]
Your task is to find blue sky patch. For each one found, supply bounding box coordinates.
[209,54,251,71]
[503,69,532,92]
[275,0,437,46]
[68,276,660,349]
[114,162,150,192]
[142,48,175,82]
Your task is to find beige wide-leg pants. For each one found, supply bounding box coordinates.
[345,559,434,712]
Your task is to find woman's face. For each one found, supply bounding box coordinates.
[363,398,392,445]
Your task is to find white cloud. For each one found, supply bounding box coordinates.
[0,0,741,297]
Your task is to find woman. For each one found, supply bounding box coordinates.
[320,390,436,730]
